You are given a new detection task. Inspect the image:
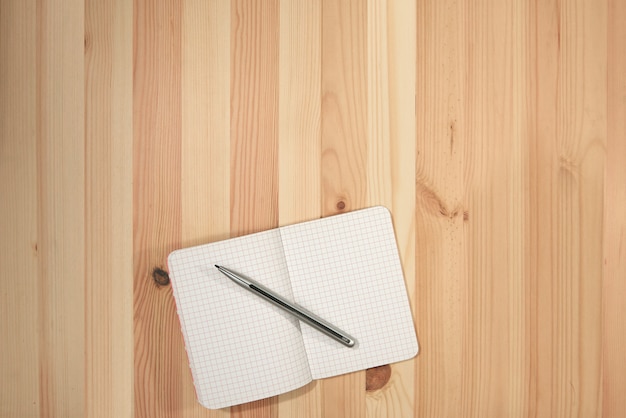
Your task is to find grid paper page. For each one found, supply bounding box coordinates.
[168,229,312,409]
[280,206,419,379]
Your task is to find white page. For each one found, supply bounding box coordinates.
[280,206,419,379]
[168,229,311,409]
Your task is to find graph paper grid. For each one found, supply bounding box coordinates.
[168,229,312,409]
[280,206,419,378]
[167,206,418,408]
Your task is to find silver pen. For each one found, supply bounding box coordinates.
[215,265,356,348]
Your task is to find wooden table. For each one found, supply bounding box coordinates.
[1,0,625,417]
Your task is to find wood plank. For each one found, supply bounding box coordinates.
[133,0,183,416]
[36,0,86,416]
[533,0,606,416]
[276,0,322,416]
[0,0,39,416]
[415,0,534,416]
[229,0,280,417]
[229,0,280,237]
[84,0,133,416]
[461,1,533,415]
[532,1,561,415]
[180,0,231,416]
[277,0,321,225]
[604,0,626,416]
[414,0,468,415]
[321,0,367,416]
[182,0,231,248]
[322,0,368,215]
[365,0,416,417]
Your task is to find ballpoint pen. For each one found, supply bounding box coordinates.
[215,265,356,348]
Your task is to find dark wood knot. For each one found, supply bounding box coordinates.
[365,364,391,391]
[84,33,91,51]
[152,267,170,286]
[336,200,346,210]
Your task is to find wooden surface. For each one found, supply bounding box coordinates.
[1,0,625,417]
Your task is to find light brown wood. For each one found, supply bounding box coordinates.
[132,1,183,417]
[604,0,626,415]
[85,0,133,416]
[0,1,39,416]
[1,0,626,417]
[40,0,86,413]
[415,1,470,416]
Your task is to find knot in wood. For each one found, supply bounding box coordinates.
[366,364,391,391]
[152,267,170,286]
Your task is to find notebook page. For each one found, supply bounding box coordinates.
[279,206,418,379]
[168,229,311,409]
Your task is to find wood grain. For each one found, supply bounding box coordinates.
[415,1,468,415]
[0,1,38,416]
[36,0,86,416]
[85,0,133,416]
[230,0,280,237]
[534,1,606,416]
[604,0,626,415]
[133,0,183,417]
[2,0,626,417]
[322,0,368,216]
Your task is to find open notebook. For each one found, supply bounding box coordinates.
[167,206,419,409]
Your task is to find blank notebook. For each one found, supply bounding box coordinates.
[167,206,419,409]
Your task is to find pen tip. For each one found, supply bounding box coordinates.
[215,265,220,269]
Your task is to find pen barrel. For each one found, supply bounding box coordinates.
[247,283,356,348]
[217,265,356,348]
